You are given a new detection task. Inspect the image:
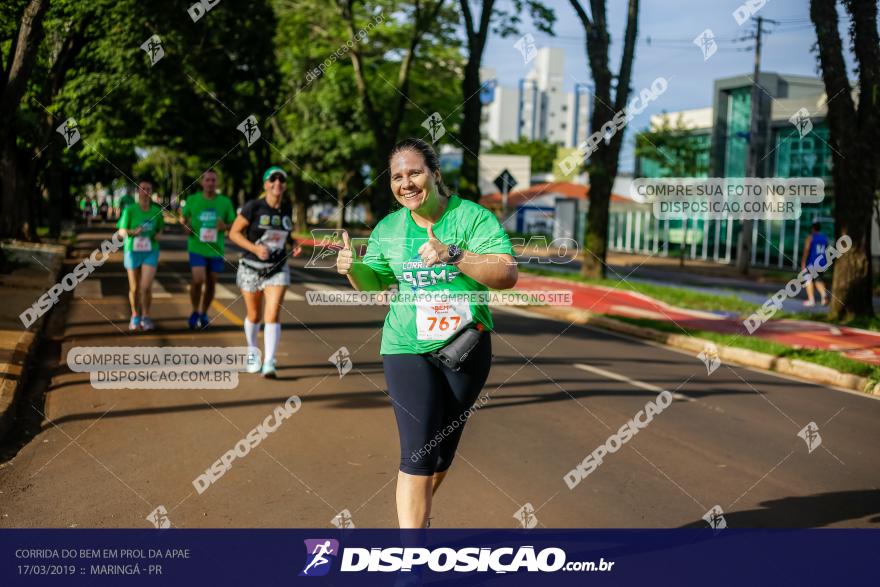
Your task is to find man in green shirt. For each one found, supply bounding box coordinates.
[180,169,236,330]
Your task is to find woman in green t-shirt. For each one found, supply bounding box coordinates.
[117,179,164,331]
[336,138,518,528]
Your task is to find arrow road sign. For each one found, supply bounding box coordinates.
[494,169,518,194]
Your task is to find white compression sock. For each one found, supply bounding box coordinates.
[244,319,260,349]
[263,323,280,364]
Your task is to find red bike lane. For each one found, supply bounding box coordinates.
[515,274,880,366]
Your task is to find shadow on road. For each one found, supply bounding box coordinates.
[678,489,880,527]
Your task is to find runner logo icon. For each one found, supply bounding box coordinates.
[798,422,822,453]
[300,539,339,577]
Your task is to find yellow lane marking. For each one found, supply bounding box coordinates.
[211,299,244,326]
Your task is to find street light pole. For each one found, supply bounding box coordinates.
[736,16,765,275]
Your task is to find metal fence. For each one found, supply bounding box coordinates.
[606,207,835,269]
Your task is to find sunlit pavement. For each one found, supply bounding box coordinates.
[1,226,879,529]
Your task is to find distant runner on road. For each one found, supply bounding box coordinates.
[114,189,135,221]
[802,221,829,307]
[336,138,518,529]
[117,178,164,331]
[228,166,302,378]
[180,170,236,330]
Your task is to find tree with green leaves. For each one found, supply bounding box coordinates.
[488,137,559,174]
[635,113,710,267]
[810,0,878,320]
[336,0,463,219]
[634,113,708,178]
[1,0,282,238]
[457,0,554,199]
[568,0,640,279]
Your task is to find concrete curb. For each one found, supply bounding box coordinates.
[526,305,879,396]
[0,330,37,439]
[0,240,68,441]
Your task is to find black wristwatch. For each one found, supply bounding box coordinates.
[446,244,464,264]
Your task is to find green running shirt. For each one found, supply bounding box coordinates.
[182,192,236,257]
[117,202,164,253]
[362,195,514,355]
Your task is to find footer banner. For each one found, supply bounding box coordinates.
[2,529,876,585]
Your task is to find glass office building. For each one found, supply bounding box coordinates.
[628,73,834,269]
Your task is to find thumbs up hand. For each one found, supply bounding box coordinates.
[336,230,356,275]
[418,224,448,267]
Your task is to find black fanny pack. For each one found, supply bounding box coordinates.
[240,258,285,279]
[429,324,486,372]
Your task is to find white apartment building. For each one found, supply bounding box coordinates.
[481,47,591,150]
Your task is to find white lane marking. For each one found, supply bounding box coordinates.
[302,282,347,293]
[573,363,693,402]
[285,290,305,301]
[213,282,237,299]
[75,280,102,299]
[494,304,875,400]
[152,279,171,298]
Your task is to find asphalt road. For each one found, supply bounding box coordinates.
[1,224,878,529]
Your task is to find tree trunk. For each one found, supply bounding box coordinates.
[830,161,875,318]
[336,172,354,230]
[372,143,394,220]
[582,161,612,277]
[810,0,878,319]
[459,58,483,201]
[0,137,21,238]
[570,0,640,279]
[458,0,495,201]
[0,0,50,239]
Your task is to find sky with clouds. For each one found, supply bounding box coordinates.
[479,0,859,172]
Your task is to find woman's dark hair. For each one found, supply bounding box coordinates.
[389,138,450,198]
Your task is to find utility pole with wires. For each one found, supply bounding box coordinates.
[736,15,778,274]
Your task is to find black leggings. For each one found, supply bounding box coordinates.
[382,332,492,476]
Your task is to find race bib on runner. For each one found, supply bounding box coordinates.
[199,227,218,243]
[133,236,152,252]
[415,295,472,341]
[261,229,288,251]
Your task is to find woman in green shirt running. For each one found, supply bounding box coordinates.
[336,138,518,528]
[117,179,164,331]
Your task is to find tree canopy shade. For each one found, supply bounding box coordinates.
[0,0,872,327]
[0,0,282,238]
[809,0,879,320]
